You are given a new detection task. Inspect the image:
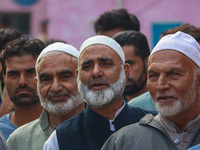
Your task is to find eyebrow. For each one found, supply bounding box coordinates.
[39,72,50,79]
[7,67,35,74]
[147,69,155,74]
[148,67,184,74]
[59,70,73,75]
[82,60,93,66]
[125,60,134,64]
[82,57,113,64]
[39,70,74,79]
[25,67,35,72]
[98,57,113,62]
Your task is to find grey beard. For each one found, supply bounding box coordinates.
[38,88,83,116]
[78,67,126,108]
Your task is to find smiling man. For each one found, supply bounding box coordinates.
[0,35,44,140]
[102,31,200,150]
[7,42,85,150]
[43,35,156,150]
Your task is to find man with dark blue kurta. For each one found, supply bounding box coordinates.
[43,35,156,150]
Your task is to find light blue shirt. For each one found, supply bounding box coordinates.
[188,144,200,150]
[0,112,17,140]
[128,92,157,112]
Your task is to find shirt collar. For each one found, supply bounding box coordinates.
[85,101,131,131]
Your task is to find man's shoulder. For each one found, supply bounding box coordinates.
[9,118,40,137]
[0,113,17,133]
[113,114,155,137]
[0,113,10,123]
[129,92,151,105]
[128,92,157,112]
[129,106,157,118]
[7,118,41,148]
[56,110,84,130]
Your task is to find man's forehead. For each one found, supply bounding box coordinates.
[150,49,191,62]
[148,50,196,70]
[79,45,119,62]
[6,55,36,67]
[79,35,125,62]
[39,69,73,76]
[38,55,77,73]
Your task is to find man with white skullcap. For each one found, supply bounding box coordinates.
[102,30,200,150]
[7,42,85,150]
[43,35,156,150]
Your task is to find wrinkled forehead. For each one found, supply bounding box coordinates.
[79,35,125,63]
[78,44,121,64]
[148,49,198,71]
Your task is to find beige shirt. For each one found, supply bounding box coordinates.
[155,114,200,150]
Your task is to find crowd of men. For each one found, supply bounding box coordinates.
[0,8,200,150]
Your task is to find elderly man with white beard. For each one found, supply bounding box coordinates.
[102,31,200,150]
[43,35,157,150]
[7,42,85,150]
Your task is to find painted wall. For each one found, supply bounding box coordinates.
[47,0,200,49]
[0,0,200,49]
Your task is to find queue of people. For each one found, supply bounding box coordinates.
[0,8,199,150]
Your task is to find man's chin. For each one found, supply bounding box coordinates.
[87,99,115,109]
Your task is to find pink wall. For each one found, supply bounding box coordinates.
[0,0,200,50]
[47,0,200,49]
[124,0,200,48]
[47,0,120,49]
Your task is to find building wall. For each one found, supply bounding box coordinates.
[0,0,200,49]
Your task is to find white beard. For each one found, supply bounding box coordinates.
[38,87,83,116]
[155,100,182,116]
[78,67,126,108]
[154,76,197,117]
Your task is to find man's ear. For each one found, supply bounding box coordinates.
[34,76,38,82]
[3,75,5,83]
[75,69,79,78]
[123,63,130,80]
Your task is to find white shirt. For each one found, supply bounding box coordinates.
[43,131,59,150]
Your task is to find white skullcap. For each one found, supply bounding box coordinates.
[36,42,79,66]
[79,35,125,63]
[150,31,200,67]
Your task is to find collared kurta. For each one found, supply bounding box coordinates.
[7,110,53,150]
[101,114,200,150]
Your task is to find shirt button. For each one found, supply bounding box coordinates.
[174,139,180,144]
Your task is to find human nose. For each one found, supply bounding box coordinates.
[18,73,28,86]
[92,64,103,78]
[51,78,62,92]
[156,74,170,91]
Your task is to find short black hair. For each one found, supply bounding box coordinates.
[113,30,150,61]
[94,8,140,33]
[161,23,200,42]
[43,38,67,47]
[0,28,22,51]
[2,35,45,75]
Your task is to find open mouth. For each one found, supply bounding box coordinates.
[89,83,109,91]
[49,95,69,102]
[157,96,175,104]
